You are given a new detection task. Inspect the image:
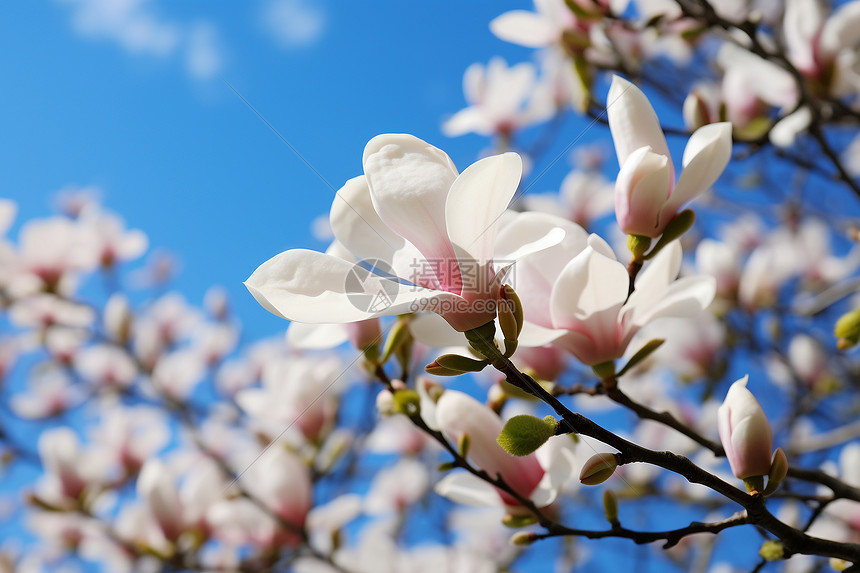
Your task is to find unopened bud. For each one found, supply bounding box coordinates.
[683,91,709,132]
[424,360,466,377]
[393,389,420,417]
[758,540,784,561]
[835,307,860,349]
[509,531,538,546]
[381,319,410,364]
[580,453,619,485]
[498,285,524,341]
[376,389,395,415]
[603,489,619,525]
[434,353,488,373]
[502,513,539,528]
[763,448,788,496]
[464,321,499,360]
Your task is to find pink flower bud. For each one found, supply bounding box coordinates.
[718,376,774,480]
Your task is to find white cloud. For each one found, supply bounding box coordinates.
[261,0,325,49]
[56,0,223,80]
[185,22,222,80]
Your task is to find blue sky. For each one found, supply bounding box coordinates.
[0,0,574,340]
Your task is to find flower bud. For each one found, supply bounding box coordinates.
[763,448,788,496]
[434,353,488,373]
[502,513,539,528]
[498,284,524,342]
[603,489,619,525]
[393,389,420,417]
[758,540,784,561]
[509,531,538,546]
[579,453,618,486]
[718,376,774,480]
[376,389,395,416]
[835,307,860,350]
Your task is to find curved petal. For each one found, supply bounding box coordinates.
[627,240,682,311]
[447,152,522,273]
[495,211,588,285]
[821,2,860,60]
[615,146,672,236]
[434,472,501,507]
[245,249,458,323]
[489,11,557,48]
[769,107,812,148]
[550,246,628,324]
[784,0,825,73]
[329,176,403,263]
[627,276,716,328]
[607,76,672,175]
[442,106,490,137]
[363,134,460,281]
[666,122,732,214]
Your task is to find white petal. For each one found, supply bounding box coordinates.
[550,246,628,322]
[517,321,567,348]
[666,123,732,213]
[286,322,349,350]
[434,472,501,507]
[489,11,557,48]
[821,2,860,59]
[408,312,469,348]
[245,249,455,323]
[629,276,716,327]
[769,107,812,148]
[607,76,673,175]
[462,62,486,104]
[442,106,491,137]
[330,176,403,263]
[363,134,459,266]
[446,153,522,287]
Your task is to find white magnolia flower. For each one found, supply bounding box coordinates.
[246,134,561,333]
[608,76,732,237]
[443,57,552,137]
[508,213,715,366]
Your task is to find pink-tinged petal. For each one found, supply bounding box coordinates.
[436,391,544,504]
[434,472,502,507]
[363,134,461,289]
[329,176,403,263]
[718,45,799,110]
[783,0,826,74]
[820,2,860,60]
[245,249,457,324]
[614,147,672,236]
[664,123,732,216]
[286,322,349,350]
[607,76,673,175]
[717,376,774,479]
[490,11,557,48]
[446,152,522,294]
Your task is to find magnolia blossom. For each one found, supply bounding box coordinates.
[608,76,732,237]
[247,134,561,332]
[443,57,552,137]
[432,390,574,513]
[508,213,715,365]
[717,376,774,480]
